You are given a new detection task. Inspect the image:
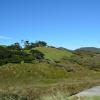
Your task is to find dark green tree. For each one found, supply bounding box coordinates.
[24,41,30,49]
[34,41,47,47]
[7,42,21,50]
[30,50,44,60]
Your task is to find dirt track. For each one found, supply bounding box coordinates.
[75,86,100,96]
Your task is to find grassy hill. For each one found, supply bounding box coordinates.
[0,45,7,47]
[34,47,73,61]
[0,44,100,99]
[75,47,100,53]
[0,62,100,99]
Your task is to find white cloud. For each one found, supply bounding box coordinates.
[0,35,12,40]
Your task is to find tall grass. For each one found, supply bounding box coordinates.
[0,91,68,100]
[40,91,68,100]
[79,96,100,100]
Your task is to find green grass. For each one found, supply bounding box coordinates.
[1,45,100,99]
[0,92,68,100]
[0,63,100,99]
[34,47,73,60]
[0,93,28,100]
[0,63,69,84]
[80,96,100,100]
[41,94,100,100]
[40,91,68,100]
[0,92,100,100]
[0,47,100,99]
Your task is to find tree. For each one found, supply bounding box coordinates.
[30,50,44,60]
[7,42,21,50]
[34,41,47,47]
[24,41,30,49]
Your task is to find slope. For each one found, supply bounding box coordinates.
[34,47,73,61]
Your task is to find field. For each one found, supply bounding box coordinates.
[0,45,100,99]
[0,63,100,99]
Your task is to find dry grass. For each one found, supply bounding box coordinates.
[0,63,100,99]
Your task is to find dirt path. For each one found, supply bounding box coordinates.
[75,86,100,96]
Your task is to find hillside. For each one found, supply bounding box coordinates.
[34,47,73,61]
[76,47,100,53]
[0,62,100,100]
[0,41,100,99]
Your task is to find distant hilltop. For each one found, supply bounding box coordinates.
[76,47,100,53]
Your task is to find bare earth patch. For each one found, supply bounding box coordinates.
[76,86,100,96]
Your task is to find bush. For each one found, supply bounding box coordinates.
[0,44,45,65]
[30,50,44,60]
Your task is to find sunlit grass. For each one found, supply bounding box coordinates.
[34,47,73,60]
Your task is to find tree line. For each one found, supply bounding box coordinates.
[0,41,47,65]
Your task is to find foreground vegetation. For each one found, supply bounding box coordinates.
[0,41,100,99]
[0,63,99,99]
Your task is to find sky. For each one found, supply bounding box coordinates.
[0,0,100,49]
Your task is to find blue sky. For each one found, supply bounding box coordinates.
[0,0,100,49]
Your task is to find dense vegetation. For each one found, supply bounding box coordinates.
[0,41,47,65]
[2,41,100,71]
[0,41,100,99]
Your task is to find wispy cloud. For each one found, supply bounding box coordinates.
[0,35,12,40]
